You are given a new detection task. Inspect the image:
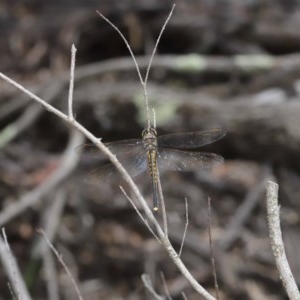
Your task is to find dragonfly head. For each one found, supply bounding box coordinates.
[142,127,157,139]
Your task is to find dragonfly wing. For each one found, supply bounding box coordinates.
[97,140,147,178]
[96,152,148,178]
[105,139,143,155]
[157,148,224,172]
[157,128,226,149]
[77,139,142,157]
[79,139,148,179]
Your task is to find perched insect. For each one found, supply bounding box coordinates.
[84,127,225,211]
[90,9,225,211]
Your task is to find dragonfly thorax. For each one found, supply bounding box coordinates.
[142,127,158,151]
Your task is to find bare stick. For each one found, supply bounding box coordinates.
[44,247,60,300]
[144,4,175,85]
[152,107,157,129]
[157,169,168,235]
[179,198,189,257]
[143,4,175,128]
[2,228,19,300]
[68,44,77,120]
[33,188,67,257]
[141,274,165,300]
[119,186,160,242]
[207,197,219,300]
[0,228,31,300]
[37,229,83,300]
[160,271,172,300]
[181,292,188,300]
[266,181,300,300]
[95,11,144,87]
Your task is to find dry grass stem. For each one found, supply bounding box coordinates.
[68,44,77,120]
[37,229,83,300]
[0,228,31,300]
[208,197,220,299]
[179,197,189,257]
[141,274,165,300]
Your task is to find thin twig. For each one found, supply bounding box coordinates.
[152,107,157,129]
[97,8,172,228]
[97,5,174,129]
[157,169,168,236]
[95,11,144,87]
[141,274,165,300]
[181,292,188,300]
[0,81,63,149]
[179,198,189,257]
[2,228,20,300]
[207,197,219,300]
[0,228,31,300]
[44,247,60,300]
[37,229,83,300]
[160,271,172,300]
[266,181,300,300]
[119,186,160,242]
[68,44,77,120]
[144,4,175,85]
[143,4,175,128]
[33,188,67,258]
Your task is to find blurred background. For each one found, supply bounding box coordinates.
[1,0,300,299]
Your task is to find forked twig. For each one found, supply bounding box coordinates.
[97,4,175,129]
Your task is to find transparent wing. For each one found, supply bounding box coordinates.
[77,139,142,155]
[97,148,147,178]
[105,139,143,155]
[157,128,226,149]
[80,139,148,179]
[157,148,224,172]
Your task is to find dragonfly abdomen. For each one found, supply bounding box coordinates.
[147,150,159,182]
[147,149,159,210]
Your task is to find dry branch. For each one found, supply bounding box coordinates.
[266,181,300,300]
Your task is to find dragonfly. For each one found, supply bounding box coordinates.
[81,127,225,211]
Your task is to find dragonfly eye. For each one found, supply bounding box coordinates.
[142,127,157,138]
